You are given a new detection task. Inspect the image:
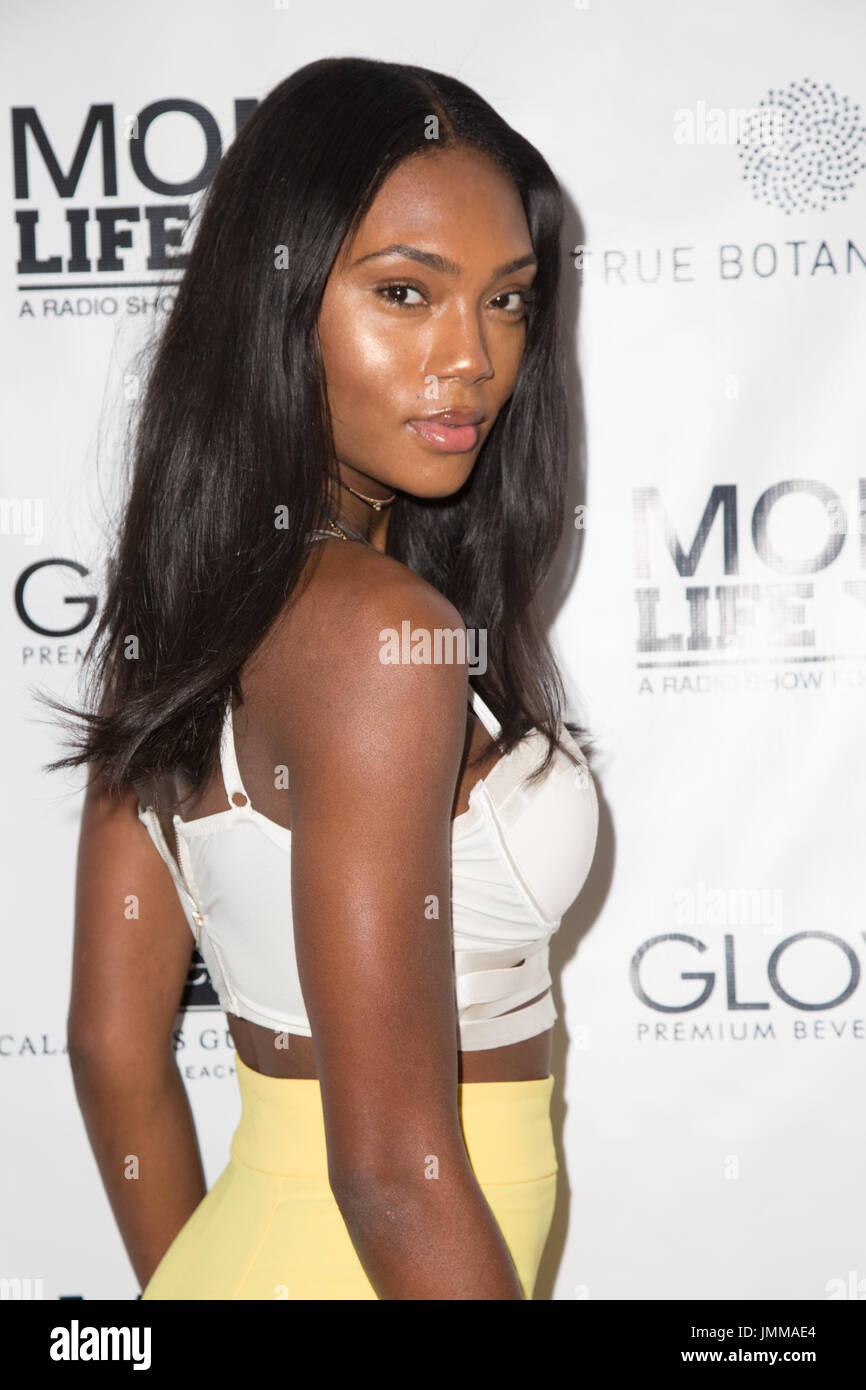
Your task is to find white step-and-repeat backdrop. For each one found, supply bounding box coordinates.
[2,0,863,1300]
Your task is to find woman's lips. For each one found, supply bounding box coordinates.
[407,419,480,453]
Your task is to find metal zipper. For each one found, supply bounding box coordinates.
[170,814,206,950]
[169,813,240,1017]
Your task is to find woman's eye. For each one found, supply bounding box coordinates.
[376,284,535,315]
[377,283,427,309]
[491,290,535,316]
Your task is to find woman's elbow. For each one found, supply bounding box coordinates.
[67,1014,173,1082]
[327,1143,473,1217]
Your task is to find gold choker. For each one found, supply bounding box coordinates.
[338,477,396,511]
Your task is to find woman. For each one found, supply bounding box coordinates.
[44,56,598,1299]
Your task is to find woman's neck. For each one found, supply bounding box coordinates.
[327,466,393,553]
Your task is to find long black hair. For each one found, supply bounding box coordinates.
[35,55,592,804]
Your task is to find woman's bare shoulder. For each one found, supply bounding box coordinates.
[252,540,469,757]
[299,539,460,624]
[260,540,465,678]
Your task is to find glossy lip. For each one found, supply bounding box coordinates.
[406,418,481,453]
[409,407,486,427]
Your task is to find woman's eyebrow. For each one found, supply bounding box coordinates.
[349,243,538,278]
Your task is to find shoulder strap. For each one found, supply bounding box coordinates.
[219,696,251,809]
[469,685,502,740]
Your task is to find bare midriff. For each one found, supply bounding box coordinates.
[226,1012,553,1084]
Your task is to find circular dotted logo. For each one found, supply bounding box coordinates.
[737,77,866,214]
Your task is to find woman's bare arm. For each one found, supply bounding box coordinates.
[67,775,206,1290]
[278,550,525,1299]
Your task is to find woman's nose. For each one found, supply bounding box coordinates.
[422,301,494,387]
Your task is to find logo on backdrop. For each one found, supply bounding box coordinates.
[182,947,220,1011]
[571,77,866,284]
[630,917,865,1047]
[631,478,866,694]
[12,97,257,320]
[736,78,866,215]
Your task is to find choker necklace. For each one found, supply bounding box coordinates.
[338,477,396,511]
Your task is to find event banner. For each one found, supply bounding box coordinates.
[1,0,862,1304]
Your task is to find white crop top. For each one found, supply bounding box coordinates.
[137,682,598,1051]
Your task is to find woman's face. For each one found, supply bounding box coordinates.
[316,145,537,502]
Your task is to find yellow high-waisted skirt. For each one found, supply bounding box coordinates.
[141,1053,558,1300]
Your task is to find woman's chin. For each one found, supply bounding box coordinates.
[397,463,478,501]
